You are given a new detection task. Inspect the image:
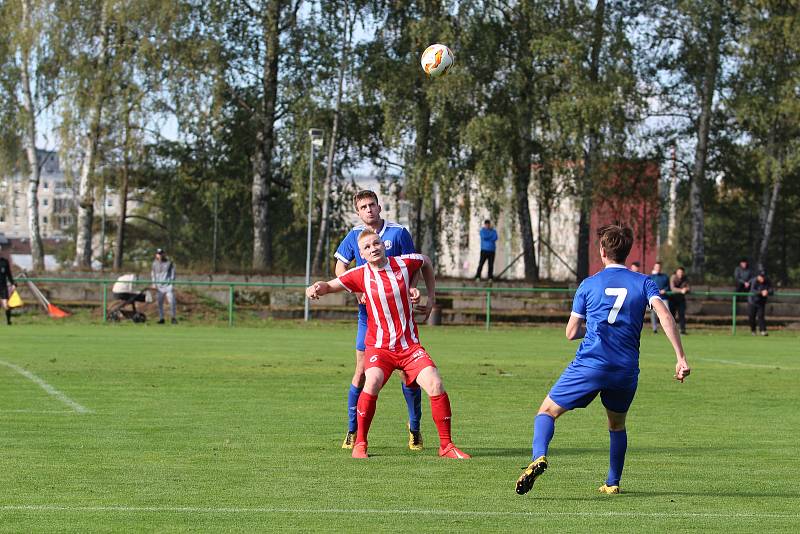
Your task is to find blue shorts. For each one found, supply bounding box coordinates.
[548,361,638,413]
[355,305,368,351]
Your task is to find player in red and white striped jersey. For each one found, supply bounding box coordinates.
[306,228,470,460]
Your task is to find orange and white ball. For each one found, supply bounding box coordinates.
[421,44,455,78]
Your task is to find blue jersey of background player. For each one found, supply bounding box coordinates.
[334,190,424,451]
[516,224,691,496]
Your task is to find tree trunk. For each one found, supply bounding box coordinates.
[575,0,605,282]
[667,144,678,246]
[74,2,111,268]
[251,0,281,271]
[512,98,538,282]
[757,175,782,271]
[689,2,723,280]
[411,77,432,254]
[312,0,351,275]
[19,0,44,272]
[113,110,131,271]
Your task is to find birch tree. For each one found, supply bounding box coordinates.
[733,0,800,271]
[0,0,58,271]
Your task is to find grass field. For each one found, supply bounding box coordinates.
[0,321,798,532]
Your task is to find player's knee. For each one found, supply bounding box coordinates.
[427,377,444,396]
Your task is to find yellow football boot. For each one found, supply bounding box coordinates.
[341,431,356,449]
[515,455,548,495]
[408,423,424,451]
[598,484,621,494]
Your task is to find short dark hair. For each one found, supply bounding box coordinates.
[676,266,686,273]
[654,261,662,266]
[483,219,491,225]
[631,261,641,268]
[597,224,634,263]
[353,190,379,210]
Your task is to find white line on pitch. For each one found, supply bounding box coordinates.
[0,409,75,414]
[696,357,799,370]
[0,360,92,414]
[0,506,796,519]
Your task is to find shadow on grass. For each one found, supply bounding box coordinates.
[470,444,745,458]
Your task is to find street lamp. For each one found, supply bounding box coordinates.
[305,128,324,321]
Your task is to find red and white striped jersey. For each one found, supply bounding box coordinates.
[337,254,425,350]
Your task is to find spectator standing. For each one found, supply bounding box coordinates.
[475,220,498,281]
[649,262,670,334]
[629,261,641,273]
[151,248,177,324]
[669,267,690,335]
[734,258,753,294]
[0,250,16,326]
[748,271,773,336]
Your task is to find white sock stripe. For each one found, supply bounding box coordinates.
[0,360,91,414]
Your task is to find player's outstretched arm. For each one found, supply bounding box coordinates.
[652,299,691,382]
[565,315,586,340]
[306,279,346,300]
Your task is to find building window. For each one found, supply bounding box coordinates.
[106,198,113,207]
[43,198,48,206]
[43,181,49,189]
[42,216,48,224]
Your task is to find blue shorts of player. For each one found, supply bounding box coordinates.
[355,305,368,351]
[548,361,638,413]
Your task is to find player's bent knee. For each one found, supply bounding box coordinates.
[363,368,385,395]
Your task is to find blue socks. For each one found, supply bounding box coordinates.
[350,384,422,432]
[532,413,555,460]
[402,383,422,432]
[347,384,362,432]
[606,429,627,486]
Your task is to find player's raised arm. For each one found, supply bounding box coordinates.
[306,278,346,300]
[651,298,691,382]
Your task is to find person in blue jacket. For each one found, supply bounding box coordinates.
[475,220,498,281]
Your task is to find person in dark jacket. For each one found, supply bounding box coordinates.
[669,267,690,335]
[734,258,753,293]
[475,220,498,281]
[0,250,16,325]
[748,271,773,336]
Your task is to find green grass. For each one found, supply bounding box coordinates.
[0,322,799,532]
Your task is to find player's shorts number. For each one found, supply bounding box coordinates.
[604,287,628,324]
[369,355,378,363]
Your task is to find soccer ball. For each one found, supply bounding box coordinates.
[421,44,455,78]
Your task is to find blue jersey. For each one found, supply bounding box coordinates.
[571,264,661,374]
[334,220,415,267]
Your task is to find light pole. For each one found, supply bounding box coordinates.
[305,128,324,321]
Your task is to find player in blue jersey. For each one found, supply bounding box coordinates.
[515,224,691,495]
[334,190,424,450]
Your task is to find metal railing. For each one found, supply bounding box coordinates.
[21,277,800,334]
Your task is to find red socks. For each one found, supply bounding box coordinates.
[429,392,452,447]
[355,391,378,444]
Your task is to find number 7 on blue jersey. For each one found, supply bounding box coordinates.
[604,288,628,324]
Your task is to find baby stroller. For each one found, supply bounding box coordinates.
[107,274,150,323]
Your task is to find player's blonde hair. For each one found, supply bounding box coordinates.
[358,228,379,243]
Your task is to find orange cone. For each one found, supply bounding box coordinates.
[47,303,70,318]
